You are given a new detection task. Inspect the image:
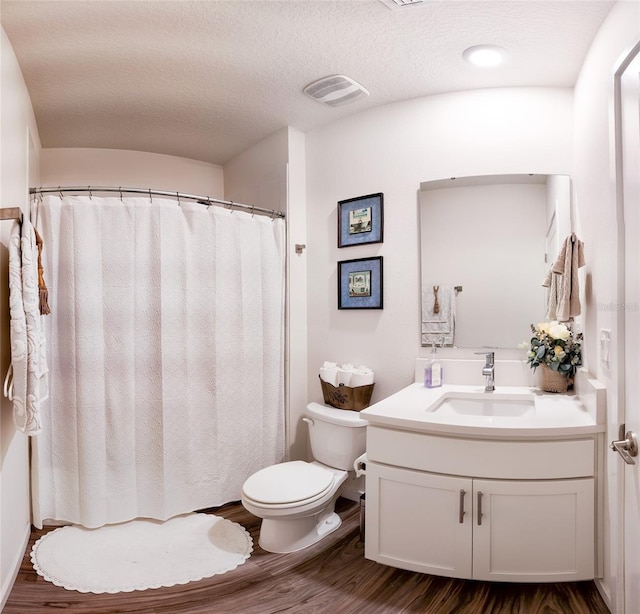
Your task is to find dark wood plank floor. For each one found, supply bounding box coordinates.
[4,498,610,614]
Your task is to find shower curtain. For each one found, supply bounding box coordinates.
[31,195,286,529]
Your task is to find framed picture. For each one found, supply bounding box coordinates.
[338,193,384,248]
[338,256,383,309]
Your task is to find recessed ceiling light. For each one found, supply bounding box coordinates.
[462,45,507,68]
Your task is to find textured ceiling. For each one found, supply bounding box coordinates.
[1,0,615,165]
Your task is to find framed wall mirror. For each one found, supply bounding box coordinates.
[419,174,572,349]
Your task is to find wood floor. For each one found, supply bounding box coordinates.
[4,498,610,614]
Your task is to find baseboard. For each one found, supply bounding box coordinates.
[594,578,613,613]
[0,522,30,612]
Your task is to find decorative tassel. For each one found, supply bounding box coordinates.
[432,285,440,314]
[33,228,51,315]
[39,286,50,316]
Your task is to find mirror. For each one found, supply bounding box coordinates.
[419,174,571,349]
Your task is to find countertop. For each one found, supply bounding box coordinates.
[360,383,604,438]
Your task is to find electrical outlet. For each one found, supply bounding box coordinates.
[600,329,611,371]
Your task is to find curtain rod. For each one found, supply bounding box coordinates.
[29,186,286,219]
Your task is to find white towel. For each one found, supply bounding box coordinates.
[5,219,48,435]
[337,363,355,386]
[6,222,28,427]
[542,267,562,321]
[350,366,374,387]
[319,362,339,386]
[551,234,585,322]
[422,285,456,346]
[320,362,374,387]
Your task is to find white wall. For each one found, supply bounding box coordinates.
[224,127,309,461]
[306,87,573,404]
[545,174,572,264]
[224,128,288,212]
[284,128,308,461]
[40,148,224,198]
[572,2,640,611]
[0,27,41,611]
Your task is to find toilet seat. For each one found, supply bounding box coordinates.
[242,461,336,506]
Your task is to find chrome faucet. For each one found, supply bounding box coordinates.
[476,351,495,392]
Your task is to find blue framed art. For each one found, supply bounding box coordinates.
[338,256,383,310]
[338,193,384,248]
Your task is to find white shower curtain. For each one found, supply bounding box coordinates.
[31,195,286,529]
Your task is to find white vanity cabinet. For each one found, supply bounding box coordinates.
[364,425,598,582]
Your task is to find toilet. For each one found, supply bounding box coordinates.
[241,402,367,553]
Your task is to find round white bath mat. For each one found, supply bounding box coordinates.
[31,513,253,594]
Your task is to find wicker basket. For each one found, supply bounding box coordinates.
[539,364,570,393]
[319,376,374,411]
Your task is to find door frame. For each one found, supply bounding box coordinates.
[613,38,640,614]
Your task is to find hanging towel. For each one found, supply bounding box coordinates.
[5,219,49,435]
[541,267,562,321]
[422,285,456,346]
[6,222,28,429]
[551,233,585,322]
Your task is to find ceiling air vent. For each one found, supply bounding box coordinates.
[303,75,369,107]
[378,0,431,9]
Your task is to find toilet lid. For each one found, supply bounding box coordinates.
[242,461,335,505]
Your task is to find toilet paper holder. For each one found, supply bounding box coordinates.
[354,452,367,477]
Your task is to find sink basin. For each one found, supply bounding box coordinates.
[428,392,535,417]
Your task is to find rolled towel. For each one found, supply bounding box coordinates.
[350,366,375,387]
[337,363,355,386]
[320,362,339,386]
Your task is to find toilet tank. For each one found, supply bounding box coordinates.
[305,402,367,470]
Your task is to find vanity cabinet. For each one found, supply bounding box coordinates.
[364,425,597,582]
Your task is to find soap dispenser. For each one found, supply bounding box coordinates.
[424,342,443,388]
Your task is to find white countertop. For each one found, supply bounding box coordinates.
[360,383,604,438]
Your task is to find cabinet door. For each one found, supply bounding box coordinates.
[365,462,473,578]
[472,478,595,582]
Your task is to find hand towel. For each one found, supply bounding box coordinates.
[422,285,456,346]
[542,267,562,321]
[551,233,585,322]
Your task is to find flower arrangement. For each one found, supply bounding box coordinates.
[527,321,583,379]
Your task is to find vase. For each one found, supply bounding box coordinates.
[539,364,570,393]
